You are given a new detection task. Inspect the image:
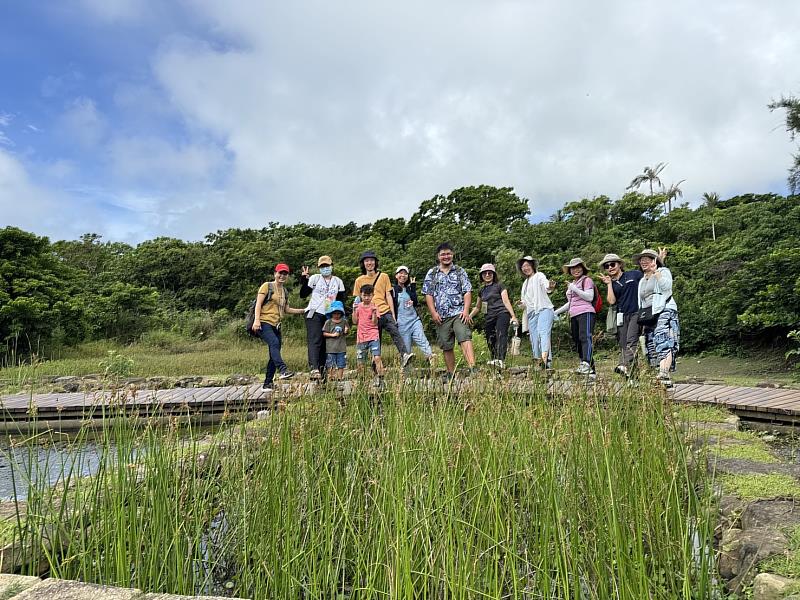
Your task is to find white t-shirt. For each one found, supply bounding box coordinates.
[521,272,554,312]
[305,274,345,317]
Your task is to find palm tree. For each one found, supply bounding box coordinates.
[663,180,685,214]
[627,162,667,196]
[703,192,720,241]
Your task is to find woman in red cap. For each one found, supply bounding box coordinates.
[250,263,305,392]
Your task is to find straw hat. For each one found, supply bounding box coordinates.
[599,253,624,268]
[516,255,538,271]
[631,248,663,267]
[562,257,589,274]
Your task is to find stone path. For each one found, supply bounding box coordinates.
[0,574,246,599]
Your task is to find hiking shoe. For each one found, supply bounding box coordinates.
[278,371,295,380]
[401,353,415,368]
[614,365,629,378]
[575,361,591,375]
[657,370,673,388]
[261,383,274,392]
[309,369,321,380]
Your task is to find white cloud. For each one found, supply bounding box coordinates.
[8,0,800,242]
[58,97,107,148]
[0,150,63,233]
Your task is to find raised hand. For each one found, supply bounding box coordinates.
[658,247,668,263]
[410,276,416,284]
[301,265,310,277]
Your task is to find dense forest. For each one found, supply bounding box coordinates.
[2,185,799,361]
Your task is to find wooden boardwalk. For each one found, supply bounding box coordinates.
[0,379,799,429]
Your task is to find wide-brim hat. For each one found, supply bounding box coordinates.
[631,248,663,267]
[395,265,410,274]
[562,257,589,274]
[326,300,346,316]
[516,255,538,271]
[479,263,496,275]
[359,250,379,273]
[317,255,333,267]
[599,253,625,268]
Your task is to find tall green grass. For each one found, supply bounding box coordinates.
[7,381,720,598]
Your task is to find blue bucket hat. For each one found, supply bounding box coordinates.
[326,300,345,316]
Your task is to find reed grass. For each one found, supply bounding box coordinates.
[6,380,720,598]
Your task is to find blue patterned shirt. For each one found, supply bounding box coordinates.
[422,265,472,319]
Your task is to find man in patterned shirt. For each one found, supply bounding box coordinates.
[422,242,477,379]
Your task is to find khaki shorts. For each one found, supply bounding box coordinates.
[436,315,472,351]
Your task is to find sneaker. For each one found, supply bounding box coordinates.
[614,365,629,378]
[494,360,505,369]
[401,353,415,368]
[261,383,274,392]
[278,371,295,380]
[309,369,321,380]
[575,361,591,375]
[657,370,673,388]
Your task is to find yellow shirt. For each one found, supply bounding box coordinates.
[257,282,286,326]
[353,272,393,316]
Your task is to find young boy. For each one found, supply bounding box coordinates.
[322,301,349,381]
[352,284,384,388]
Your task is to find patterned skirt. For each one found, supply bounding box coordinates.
[644,308,680,371]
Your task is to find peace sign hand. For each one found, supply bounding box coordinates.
[301,265,310,277]
[410,276,416,284]
[658,247,668,263]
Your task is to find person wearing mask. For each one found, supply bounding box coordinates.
[299,255,346,380]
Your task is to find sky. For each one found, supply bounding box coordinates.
[1,0,798,244]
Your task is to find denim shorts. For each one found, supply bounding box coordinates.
[356,340,381,362]
[325,352,347,369]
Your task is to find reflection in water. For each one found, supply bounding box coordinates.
[0,441,108,501]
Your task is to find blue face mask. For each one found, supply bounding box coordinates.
[319,266,333,277]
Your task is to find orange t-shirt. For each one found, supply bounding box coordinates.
[352,272,393,316]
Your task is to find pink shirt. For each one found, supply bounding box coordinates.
[566,276,596,317]
[354,302,380,343]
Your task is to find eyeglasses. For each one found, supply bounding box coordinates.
[603,262,618,269]
[481,271,494,277]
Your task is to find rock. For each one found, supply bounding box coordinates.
[122,377,147,387]
[742,499,800,530]
[709,457,800,479]
[756,382,780,389]
[0,574,40,597]
[199,377,224,387]
[174,376,203,388]
[719,495,747,528]
[719,527,788,591]
[146,376,172,389]
[12,578,142,599]
[752,573,799,600]
[226,374,255,386]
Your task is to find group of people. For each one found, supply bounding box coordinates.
[249,244,680,390]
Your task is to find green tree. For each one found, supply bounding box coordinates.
[769,94,800,194]
[663,180,685,214]
[702,192,720,241]
[626,162,667,197]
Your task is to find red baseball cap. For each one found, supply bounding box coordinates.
[275,263,291,273]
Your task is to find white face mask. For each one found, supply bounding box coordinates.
[319,266,333,277]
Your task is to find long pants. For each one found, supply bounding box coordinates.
[570,312,595,371]
[305,313,327,371]
[378,312,409,356]
[617,312,640,368]
[485,312,511,361]
[259,324,286,384]
[527,308,554,360]
[399,318,433,357]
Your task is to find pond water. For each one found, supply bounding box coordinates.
[0,441,114,501]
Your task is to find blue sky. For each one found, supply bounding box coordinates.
[1,1,798,243]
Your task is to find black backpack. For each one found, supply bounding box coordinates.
[245,282,274,337]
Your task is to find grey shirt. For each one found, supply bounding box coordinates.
[323,318,348,353]
[640,274,658,309]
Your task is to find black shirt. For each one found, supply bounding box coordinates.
[611,270,643,314]
[480,282,507,317]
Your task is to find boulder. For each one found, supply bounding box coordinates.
[226,374,255,386]
[742,499,800,530]
[710,457,800,479]
[752,572,799,600]
[174,376,203,388]
[719,495,747,529]
[719,527,789,592]
[147,376,173,389]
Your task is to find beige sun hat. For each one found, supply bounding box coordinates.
[516,255,538,271]
[631,248,663,267]
[599,253,625,268]
[562,257,589,274]
[317,255,333,266]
